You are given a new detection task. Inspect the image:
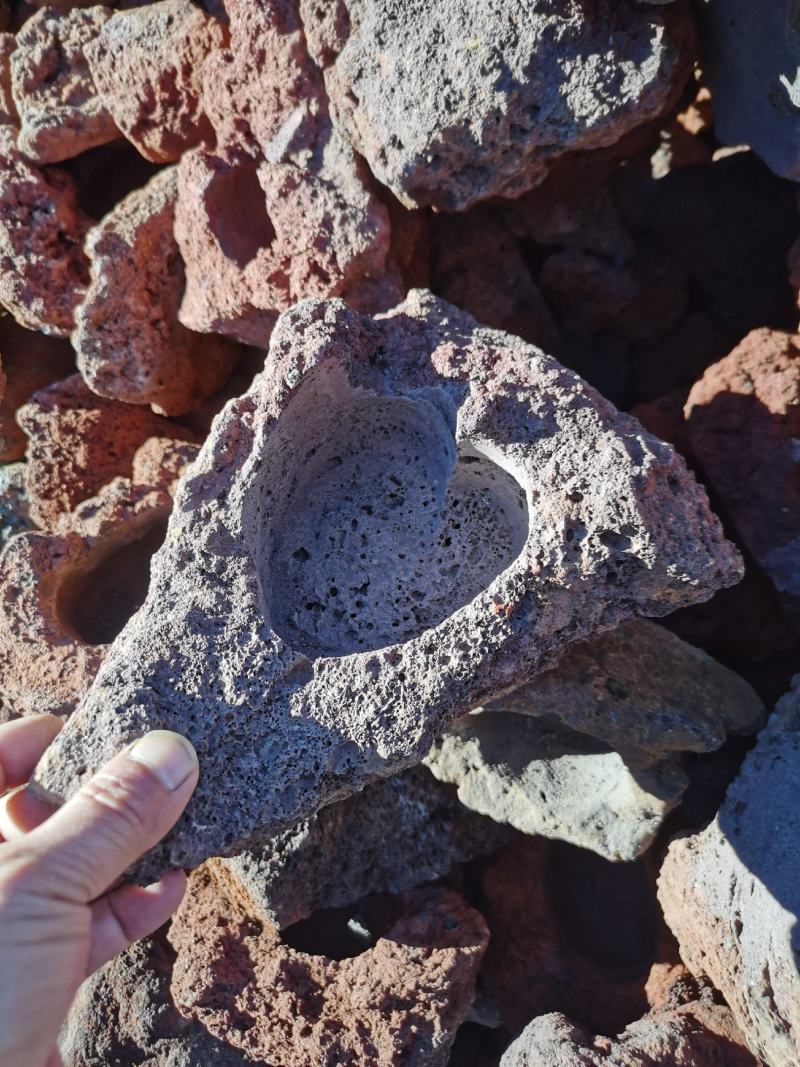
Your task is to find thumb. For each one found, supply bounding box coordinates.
[21,731,198,901]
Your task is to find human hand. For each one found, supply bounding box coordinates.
[0,715,199,1067]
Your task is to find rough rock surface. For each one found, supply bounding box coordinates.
[86,0,224,163]
[425,711,688,861]
[0,126,92,335]
[0,31,17,125]
[174,0,393,344]
[169,865,488,1067]
[487,618,763,768]
[17,374,193,529]
[74,166,239,416]
[0,315,74,460]
[701,0,800,181]
[685,328,800,629]
[219,764,509,928]
[0,438,197,717]
[0,462,32,548]
[32,290,741,881]
[11,5,119,164]
[308,0,693,210]
[659,679,800,1067]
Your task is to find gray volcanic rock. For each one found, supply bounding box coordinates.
[659,679,800,1067]
[32,290,741,881]
[424,712,688,861]
[219,765,509,929]
[487,618,763,769]
[306,0,693,210]
[701,0,800,181]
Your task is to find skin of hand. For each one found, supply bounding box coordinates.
[0,715,199,1067]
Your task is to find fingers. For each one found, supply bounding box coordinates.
[0,786,58,840]
[16,731,198,903]
[0,716,62,795]
[87,869,187,975]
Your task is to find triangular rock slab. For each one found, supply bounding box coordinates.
[32,290,741,881]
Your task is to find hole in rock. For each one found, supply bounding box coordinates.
[266,393,529,658]
[204,160,276,269]
[56,516,169,646]
[280,895,401,961]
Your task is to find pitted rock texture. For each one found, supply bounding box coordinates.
[60,937,252,1067]
[32,290,741,882]
[11,5,119,164]
[174,0,393,344]
[0,438,197,717]
[18,374,194,529]
[659,679,800,1067]
[0,462,32,548]
[486,618,763,769]
[0,126,91,335]
[219,764,509,929]
[0,32,17,125]
[169,865,488,1067]
[425,711,689,862]
[0,315,74,460]
[85,0,224,163]
[307,0,693,210]
[701,0,800,181]
[685,328,800,629]
[74,166,239,416]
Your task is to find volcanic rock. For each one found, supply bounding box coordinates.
[11,5,119,164]
[85,0,224,163]
[308,0,693,210]
[31,290,741,881]
[74,166,239,415]
[0,31,16,125]
[169,864,488,1067]
[0,462,32,548]
[659,679,800,1066]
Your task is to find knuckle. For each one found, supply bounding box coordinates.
[80,768,154,839]
[0,840,44,899]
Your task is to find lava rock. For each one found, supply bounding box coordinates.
[31,290,741,881]
[74,166,239,416]
[0,31,16,125]
[0,462,32,548]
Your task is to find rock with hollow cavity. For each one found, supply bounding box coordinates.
[306,0,693,210]
[170,865,488,1067]
[74,167,239,416]
[659,679,800,1067]
[85,0,224,163]
[0,127,91,335]
[219,764,509,929]
[32,290,741,881]
[686,328,800,630]
[17,374,194,529]
[11,5,119,164]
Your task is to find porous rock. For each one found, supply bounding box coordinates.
[169,864,488,1067]
[74,166,239,416]
[308,0,694,210]
[0,462,32,548]
[0,315,74,460]
[659,679,800,1067]
[701,0,800,181]
[31,290,741,881]
[0,438,197,717]
[11,5,119,164]
[17,374,194,528]
[218,764,509,929]
[685,328,800,629]
[0,126,91,335]
[85,0,224,163]
[425,711,687,862]
[0,32,17,125]
[174,0,393,344]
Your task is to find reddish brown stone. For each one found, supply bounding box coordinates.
[169,863,488,1066]
[630,388,692,456]
[0,31,16,125]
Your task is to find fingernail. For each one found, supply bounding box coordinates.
[128,731,198,791]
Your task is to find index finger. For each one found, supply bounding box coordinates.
[0,716,63,794]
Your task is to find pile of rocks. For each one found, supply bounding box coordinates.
[0,0,798,1063]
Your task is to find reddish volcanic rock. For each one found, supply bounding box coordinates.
[86,0,225,163]
[10,5,119,164]
[169,864,488,1066]
[17,374,194,529]
[0,315,74,461]
[0,32,16,125]
[74,166,239,415]
[685,328,800,629]
[0,126,92,335]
